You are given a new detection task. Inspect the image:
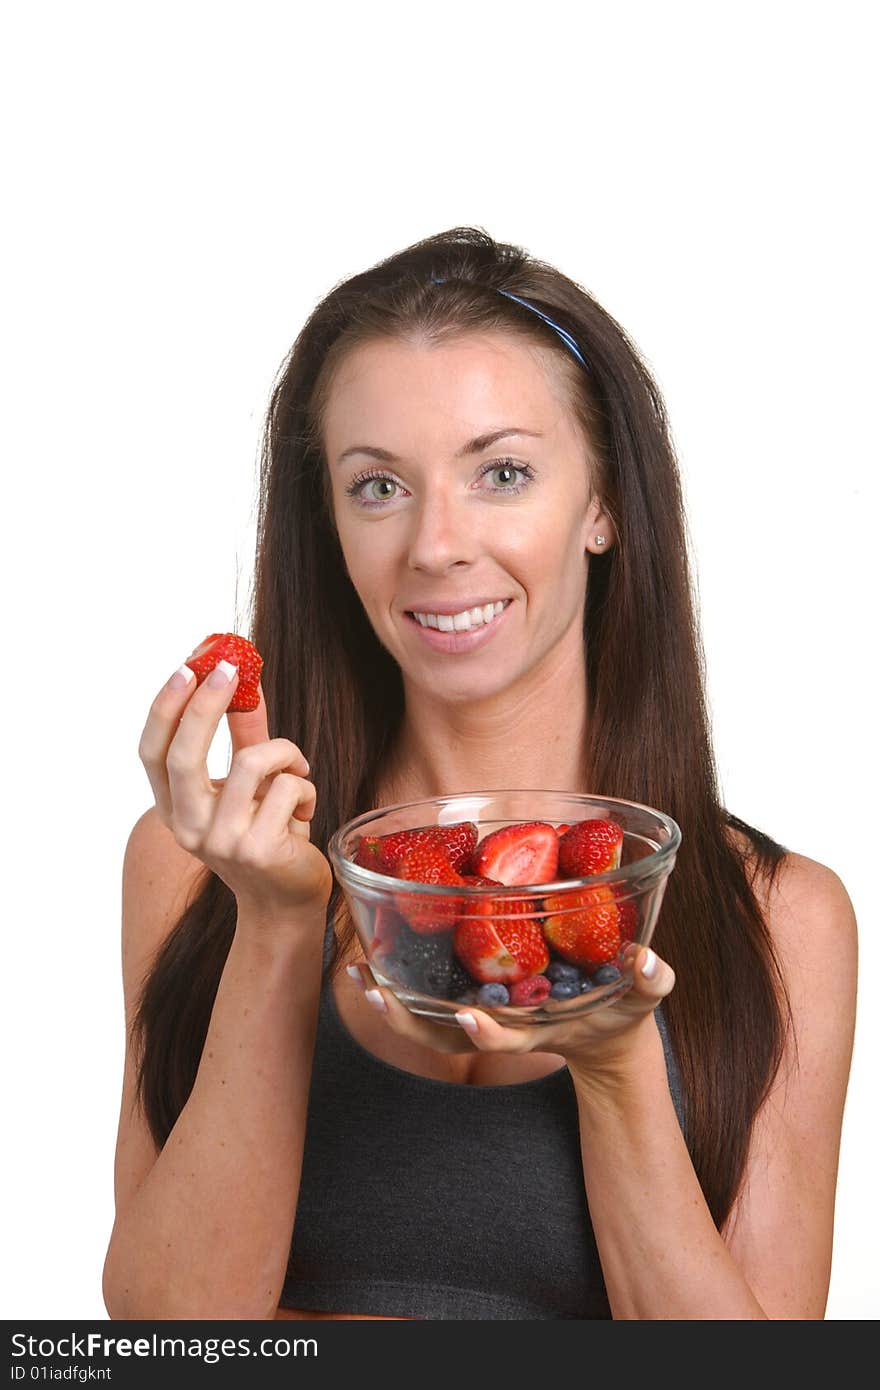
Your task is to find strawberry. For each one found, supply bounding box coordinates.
[392,841,467,936]
[471,821,559,886]
[453,880,549,984]
[431,821,479,874]
[354,835,385,871]
[558,819,624,877]
[555,823,572,837]
[372,823,478,876]
[185,633,263,713]
[369,906,403,961]
[612,889,638,944]
[541,885,621,968]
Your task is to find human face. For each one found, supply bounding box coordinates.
[323,332,610,704]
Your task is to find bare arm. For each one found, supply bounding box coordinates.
[104,656,334,1320]
[102,812,329,1320]
[567,854,858,1319]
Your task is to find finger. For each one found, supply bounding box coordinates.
[451,1007,536,1053]
[227,681,272,758]
[347,965,482,1053]
[250,771,317,835]
[138,661,206,825]
[629,947,676,1005]
[216,741,313,834]
[164,661,242,836]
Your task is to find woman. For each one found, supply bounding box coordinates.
[103,227,857,1320]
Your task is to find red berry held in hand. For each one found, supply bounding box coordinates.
[185,633,263,713]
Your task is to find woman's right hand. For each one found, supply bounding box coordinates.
[138,658,334,924]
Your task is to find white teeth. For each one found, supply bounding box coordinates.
[412,600,508,631]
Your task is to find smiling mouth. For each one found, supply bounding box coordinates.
[405,599,512,632]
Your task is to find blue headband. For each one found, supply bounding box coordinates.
[430,274,590,373]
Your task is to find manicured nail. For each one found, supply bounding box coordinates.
[641,948,657,978]
[455,1011,478,1034]
[365,988,387,1013]
[207,659,237,687]
[346,965,363,985]
[167,665,195,691]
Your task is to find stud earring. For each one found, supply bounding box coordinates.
[595,535,606,546]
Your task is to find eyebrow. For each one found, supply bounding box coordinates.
[336,427,544,466]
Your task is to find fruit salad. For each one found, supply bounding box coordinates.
[351,817,638,1008]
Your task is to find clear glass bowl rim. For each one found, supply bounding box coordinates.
[328,790,682,895]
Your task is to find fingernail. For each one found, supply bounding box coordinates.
[455,1011,478,1034]
[207,660,237,688]
[641,949,658,978]
[346,965,363,985]
[365,988,387,1013]
[167,665,195,691]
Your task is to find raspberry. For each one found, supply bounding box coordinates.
[508,975,552,1006]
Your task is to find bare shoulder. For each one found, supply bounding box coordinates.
[724,824,858,972]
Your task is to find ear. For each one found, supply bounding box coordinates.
[582,496,617,555]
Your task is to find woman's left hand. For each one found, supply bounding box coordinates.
[346,942,675,1085]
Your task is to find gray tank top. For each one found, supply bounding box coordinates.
[281,913,687,1319]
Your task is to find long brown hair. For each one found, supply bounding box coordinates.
[132,226,792,1231]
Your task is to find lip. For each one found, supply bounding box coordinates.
[401,596,513,617]
[404,599,513,653]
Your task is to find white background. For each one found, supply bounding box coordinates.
[2,1,876,1321]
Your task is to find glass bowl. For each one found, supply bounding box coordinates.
[327,792,681,1027]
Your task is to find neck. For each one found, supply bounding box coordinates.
[380,631,591,804]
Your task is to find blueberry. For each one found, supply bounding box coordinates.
[592,964,621,985]
[546,961,581,983]
[477,983,510,1006]
[549,980,581,1001]
[579,976,594,992]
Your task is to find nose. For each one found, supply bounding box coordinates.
[405,483,480,574]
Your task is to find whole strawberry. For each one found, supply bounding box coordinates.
[612,889,639,944]
[371,823,478,876]
[558,818,624,877]
[432,821,479,874]
[392,841,467,936]
[353,835,385,871]
[185,633,263,713]
[542,885,621,968]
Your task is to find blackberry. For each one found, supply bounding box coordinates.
[384,921,464,997]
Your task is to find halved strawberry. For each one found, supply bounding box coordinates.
[471,821,559,886]
[392,841,467,936]
[557,819,624,877]
[185,633,263,713]
[453,901,549,984]
[542,885,621,968]
[555,823,572,837]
